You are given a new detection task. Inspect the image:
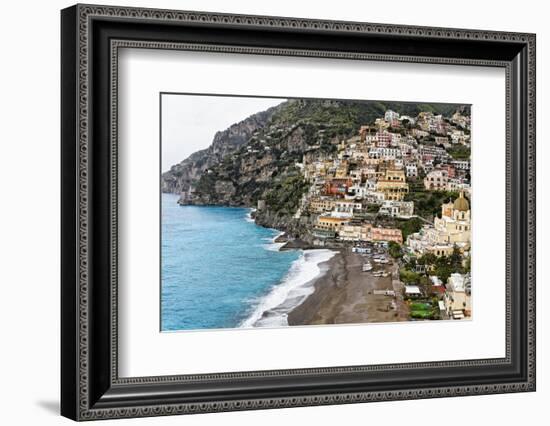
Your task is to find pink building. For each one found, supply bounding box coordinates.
[370,227,403,244]
[424,169,449,190]
[376,131,392,148]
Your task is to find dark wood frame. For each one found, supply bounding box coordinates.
[61,4,536,421]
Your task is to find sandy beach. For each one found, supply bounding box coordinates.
[288,249,409,326]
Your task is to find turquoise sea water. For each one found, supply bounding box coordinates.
[161,193,301,331]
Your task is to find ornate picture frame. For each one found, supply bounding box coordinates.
[61,4,535,421]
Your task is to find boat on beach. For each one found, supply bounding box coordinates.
[362,262,373,272]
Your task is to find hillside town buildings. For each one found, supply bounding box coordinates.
[443,273,472,319]
[378,200,414,218]
[295,107,471,272]
[285,107,472,321]
[252,106,473,322]
[406,191,471,257]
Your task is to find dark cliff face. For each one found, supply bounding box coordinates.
[161,104,283,195]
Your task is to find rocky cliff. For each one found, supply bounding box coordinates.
[161,98,468,235]
[161,104,282,195]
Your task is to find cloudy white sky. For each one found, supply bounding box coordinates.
[161,94,285,172]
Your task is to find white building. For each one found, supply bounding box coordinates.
[363,190,386,203]
[424,169,449,190]
[385,109,400,122]
[405,164,418,178]
[394,158,404,169]
[406,192,471,257]
[348,184,368,198]
[378,200,414,218]
[446,178,470,192]
[451,160,470,171]
[444,273,472,319]
[390,133,402,146]
[365,179,377,191]
[405,285,422,297]
[430,276,443,286]
[334,200,362,214]
[450,130,470,145]
[369,147,401,160]
[400,115,416,125]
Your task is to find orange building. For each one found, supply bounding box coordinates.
[370,227,403,244]
[323,178,352,197]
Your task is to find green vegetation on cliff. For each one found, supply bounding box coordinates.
[406,246,467,284]
[265,173,309,216]
[164,99,469,218]
[404,190,460,220]
[269,99,469,140]
[447,144,471,160]
[388,241,403,259]
[395,217,424,241]
[194,171,217,198]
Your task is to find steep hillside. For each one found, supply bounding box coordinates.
[161,103,283,194]
[162,98,468,238]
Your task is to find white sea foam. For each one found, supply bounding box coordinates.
[245,209,283,251]
[245,208,256,223]
[240,249,336,328]
[262,231,286,252]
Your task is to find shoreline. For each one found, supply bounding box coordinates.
[288,250,409,326]
[175,198,321,250]
[239,249,337,328]
[171,199,409,327]
[239,210,339,328]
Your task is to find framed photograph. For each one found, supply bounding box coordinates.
[61,4,536,421]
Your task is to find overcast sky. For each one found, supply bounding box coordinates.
[161,94,285,172]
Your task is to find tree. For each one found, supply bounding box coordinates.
[419,275,431,287]
[388,241,403,259]
[366,203,380,214]
[404,190,459,220]
[417,253,437,266]
[396,217,423,241]
[400,269,421,285]
[265,174,309,216]
[434,263,453,284]
[419,275,432,295]
[432,255,454,283]
[450,245,462,270]
[448,144,471,160]
[464,256,471,273]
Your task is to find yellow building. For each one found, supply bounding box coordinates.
[308,198,337,214]
[376,169,409,201]
[431,191,471,246]
[374,118,390,130]
[339,224,365,241]
[335,161,349,179]
[316,216,349,233]
[426,245,455,257]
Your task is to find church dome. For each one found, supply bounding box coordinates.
[453,191,470,211]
